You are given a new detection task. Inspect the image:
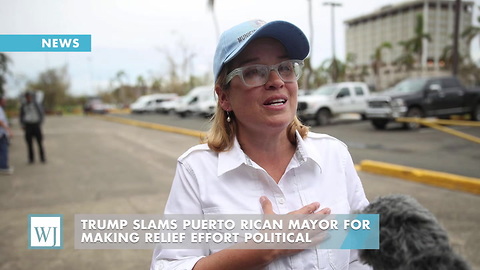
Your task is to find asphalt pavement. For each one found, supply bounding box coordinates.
[0,115,479,270]
[117,112,480,179]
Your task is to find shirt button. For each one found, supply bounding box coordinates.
[277,198,285,204]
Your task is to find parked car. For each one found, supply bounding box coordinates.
[297,82,371,125]
[157,97,181,114]
[366,76,480,130]
[175,86,214,118]
[130,93,178,114]
[196,91,217,117]
[84,97,108,114]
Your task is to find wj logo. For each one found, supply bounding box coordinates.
[28,214,63,249]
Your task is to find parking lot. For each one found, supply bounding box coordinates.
[116,112,480,179]
[1,115,479,270]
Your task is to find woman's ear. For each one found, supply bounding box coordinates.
[215,85,231,111]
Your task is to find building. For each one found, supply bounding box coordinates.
[344,0,475,90]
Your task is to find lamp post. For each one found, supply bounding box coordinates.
[324,1,342,82]
[452,0,461,76]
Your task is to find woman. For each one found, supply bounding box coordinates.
[151,19,371,270]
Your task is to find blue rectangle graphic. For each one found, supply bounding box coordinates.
[74,214,379,250]
[0,35,91,52]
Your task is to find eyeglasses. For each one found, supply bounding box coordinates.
[226,60,304,87]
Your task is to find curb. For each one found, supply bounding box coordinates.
[359,160,480,195]
[97,115,480,195]
[98,115,206,139]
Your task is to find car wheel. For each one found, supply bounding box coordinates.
[471,103,480,121]
[371,119,388,130]
[315,109,331,126]
[403,107,423,130]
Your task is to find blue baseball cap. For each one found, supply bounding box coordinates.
[213,19,310,82]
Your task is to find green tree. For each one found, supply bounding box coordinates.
[344,53,358,81]
[371,42,392,90]
[135,75,147,96]
[26,65,70,112]
[113,70,127,104]
[321,57,346,83]
[438,45,458,69]
[150,78,163,92]
[394,40,416,73]
[0,53,12,96]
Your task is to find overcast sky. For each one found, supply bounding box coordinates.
[1,0,479,97]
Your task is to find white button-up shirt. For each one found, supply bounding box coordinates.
[151,131,372,270]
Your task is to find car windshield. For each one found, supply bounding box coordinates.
[390,78,428,94]
[312,85,337,96]
[134,96,151,104]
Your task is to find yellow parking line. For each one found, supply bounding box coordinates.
[359,160,480,195]
[431,119,480,127]
[98,115,207,139]
[396,117,480,127]
[396,117,480,144]
[419,121,480,144]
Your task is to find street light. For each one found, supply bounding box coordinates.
[324,1,342,82]
[452,0,461,76]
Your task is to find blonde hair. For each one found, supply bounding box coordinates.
[202,65,309,152]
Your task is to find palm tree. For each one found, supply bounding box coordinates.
[344,53,357,81]
[301,0,316,89]
[461,9,480,63]
[207,0,220,42]
[438,44,467,70]
[394,40,416,73]
[136,75,147,96]
[405,14,432,71]
[321,57,345,83]
[371,42,392,90]
[114,70,127,104]
[394,14,434,75]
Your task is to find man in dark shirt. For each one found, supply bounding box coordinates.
[19,91,46,164]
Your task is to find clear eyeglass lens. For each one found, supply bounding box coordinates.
[239,60,303,87]
[243,66,267,86]
[226,60,303,87]
[277,61,298,81]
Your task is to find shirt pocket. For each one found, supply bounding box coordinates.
[328,249,350,270]
[314,249,350,270]
[315,200,352,269]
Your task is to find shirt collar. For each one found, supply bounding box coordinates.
[217,131,323,177]
[295,130,323,172]
[217,137,248,176]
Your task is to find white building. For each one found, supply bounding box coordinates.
[344,0,475,90]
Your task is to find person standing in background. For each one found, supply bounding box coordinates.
[0,95,13,174]
[19,91,46,164]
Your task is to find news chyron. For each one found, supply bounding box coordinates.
[0,35,91,52]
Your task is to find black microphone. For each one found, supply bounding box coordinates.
[358,194,471,270]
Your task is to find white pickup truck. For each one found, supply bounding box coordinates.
[297,82,371,125]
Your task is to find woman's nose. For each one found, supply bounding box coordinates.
[264,70,284,90]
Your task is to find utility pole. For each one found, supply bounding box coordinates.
[452,0,461,76]
[324,1,342,82]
